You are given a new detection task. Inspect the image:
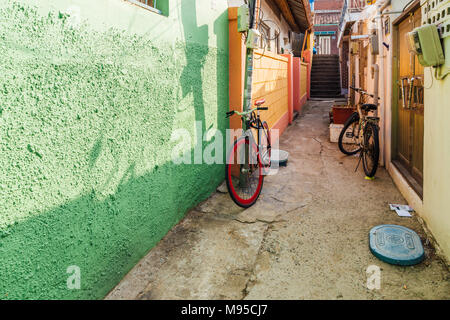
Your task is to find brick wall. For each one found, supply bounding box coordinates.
[313,0,343,55]
[252,50,289,130]
[314,0,344,10]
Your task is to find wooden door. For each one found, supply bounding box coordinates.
[395,6,424,196]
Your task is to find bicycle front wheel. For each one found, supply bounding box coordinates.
[338,112,361,155]
[225,137,264,208]
[362,122,379,178]
[259,121,271,170]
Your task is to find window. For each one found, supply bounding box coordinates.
[275,32,281,54]
[260,22,271,51]
[127,0,168,16]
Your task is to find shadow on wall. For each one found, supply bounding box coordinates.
[0,1,229,299]
[0,147,222,299]
[180,0,208,139]
[179,0,229,161]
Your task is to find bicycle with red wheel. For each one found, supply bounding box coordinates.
[225,99,271,208]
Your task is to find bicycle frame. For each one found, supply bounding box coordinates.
[352,89,380,147]
[238,109,268,166]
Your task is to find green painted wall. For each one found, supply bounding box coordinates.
[0,0,229,299]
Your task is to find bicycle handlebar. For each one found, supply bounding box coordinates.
[226,107,268,118]
[349,86,380,100]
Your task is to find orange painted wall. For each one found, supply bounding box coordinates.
[252,50,289,130]
[293,58,308,113]
[300,62,308,102]
[303,49,312,99]
[228,8,289,137]
[293,57,301,111]
[228,7,246,133]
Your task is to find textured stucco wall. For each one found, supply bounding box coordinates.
[423,36,450,262]
[0,0,229,299]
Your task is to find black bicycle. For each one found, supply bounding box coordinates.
[338,86,380,178]
[225,99,271,208]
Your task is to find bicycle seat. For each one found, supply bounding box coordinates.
[255,98,265,106]
[361,103,377,111]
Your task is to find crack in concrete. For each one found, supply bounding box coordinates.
[312,137,324,155]
[240,224,272,299]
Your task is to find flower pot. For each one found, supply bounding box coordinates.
[332,105,356,124]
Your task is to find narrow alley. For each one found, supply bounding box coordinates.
[107,101,449,300]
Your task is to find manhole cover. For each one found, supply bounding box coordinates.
[369,225,425,266]
[271,149,289,166]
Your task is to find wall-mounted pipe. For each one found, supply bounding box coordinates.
[372,64,379,105]
[376,0,389,166]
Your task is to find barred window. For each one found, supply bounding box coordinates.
[127,0,163,15]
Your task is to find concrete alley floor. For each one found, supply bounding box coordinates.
[106,100,449,300]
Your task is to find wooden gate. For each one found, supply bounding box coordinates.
[393,2,424,197]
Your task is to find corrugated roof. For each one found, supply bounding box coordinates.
[286,0,312,31]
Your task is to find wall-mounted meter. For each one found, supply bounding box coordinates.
[370,34,379,55]
[246,28,261,49]
[350,41,359,54]
[407,24,445,67]
[237,4,250,33]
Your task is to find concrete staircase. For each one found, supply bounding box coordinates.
[310,55,342,99]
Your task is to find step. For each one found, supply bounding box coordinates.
[311,67,340,71]
[311,86,341,91]
[312,59,338,63]
[311,80,341,84]
[310,90,341,96]
[311,82,340,86]
[313,55,339,59]
[311,71,339,75]
[311,77,340,82]
[312,60,339,64]
[312,64,339,68]
[311,71,340,75]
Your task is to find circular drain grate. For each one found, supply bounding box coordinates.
[369,225,425,266]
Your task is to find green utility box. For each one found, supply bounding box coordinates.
[237,4,249,32]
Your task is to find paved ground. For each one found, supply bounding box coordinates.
[106,100,449,300]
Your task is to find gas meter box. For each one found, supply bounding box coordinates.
[407,24,445,67]
[370,34,379,55]
[350,41,359,54]
[237,5,250,33]
[246,28,261,49]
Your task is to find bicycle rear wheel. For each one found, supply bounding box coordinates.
[338,112,361,155]
[362,122,379,178]
[225,137,264,208]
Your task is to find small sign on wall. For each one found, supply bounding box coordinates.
[384,17,390,35]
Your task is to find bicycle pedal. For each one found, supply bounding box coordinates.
[365,176,375,180]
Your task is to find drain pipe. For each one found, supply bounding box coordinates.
[376,0,390,167]
[372,64,379,104]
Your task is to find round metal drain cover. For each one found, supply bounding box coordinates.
[271,149,289,166]
[369,225,425,266]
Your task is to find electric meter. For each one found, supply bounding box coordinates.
[246,28,261,49]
